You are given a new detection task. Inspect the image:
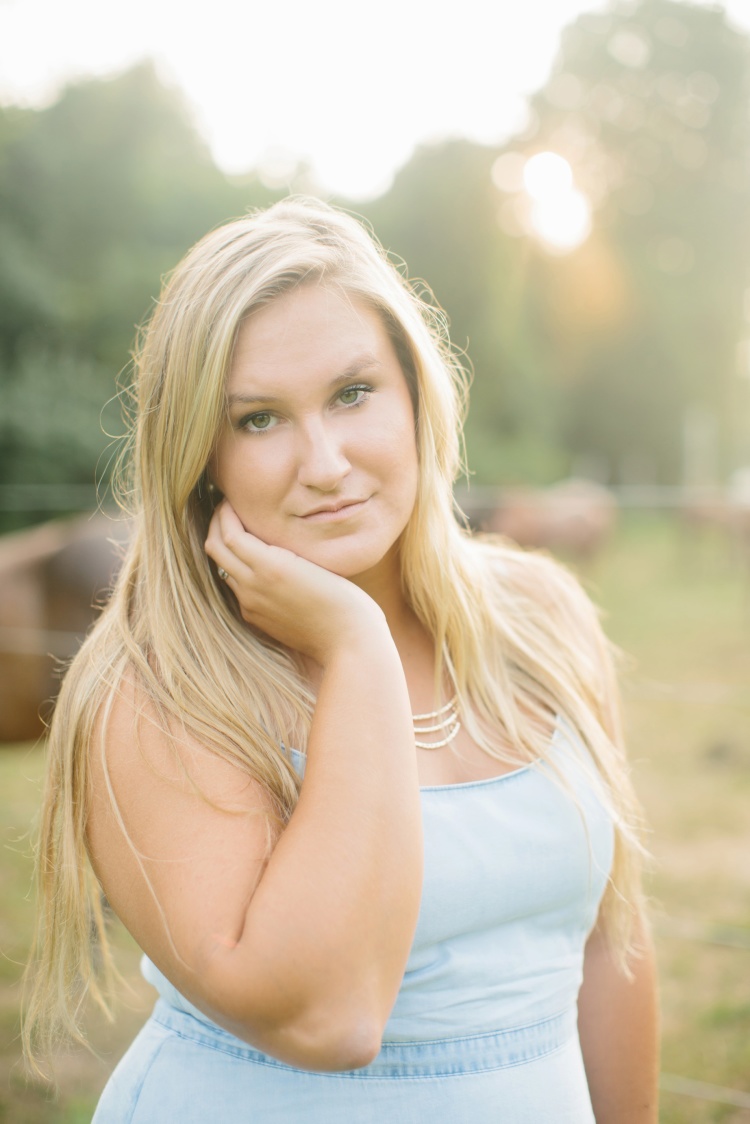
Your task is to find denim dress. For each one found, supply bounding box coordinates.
[93,723,613,1122]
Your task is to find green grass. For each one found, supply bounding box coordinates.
[1,511,749,1121]
[589,513,750,1123]
[0,748,151,1123]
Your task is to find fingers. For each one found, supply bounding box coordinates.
[205,503,246,570]
[207,501,275,568]
[216,500,246,542]
[205,501,283,603]
[203,501,379,659]
[205,504,303,639]
[205,503,245,587]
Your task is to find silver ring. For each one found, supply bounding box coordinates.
[217,566,230,582]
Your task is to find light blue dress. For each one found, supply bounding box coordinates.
[93,723,613,1122]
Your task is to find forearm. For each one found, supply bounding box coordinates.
[578,915,660,1123]
[207,624,423,1063]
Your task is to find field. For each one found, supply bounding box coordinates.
[593,514,750,1122]
[1,512,749,1122]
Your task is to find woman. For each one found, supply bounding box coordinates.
[24,197,659,1121]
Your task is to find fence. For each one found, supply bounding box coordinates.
[1,483,748,1112]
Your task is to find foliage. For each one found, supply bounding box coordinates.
[363,141,571,484]
[2,2,750,517]
[0,63,281,527]
[525,0,750,482]
[361,0,750,486]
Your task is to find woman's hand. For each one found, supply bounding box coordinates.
[93,505,421,1072]
[205,500,384,665]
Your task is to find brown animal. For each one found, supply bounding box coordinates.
[0,481,617,742]
[485,479,618,560]
[0,513,130,742]
[680,475,750,573]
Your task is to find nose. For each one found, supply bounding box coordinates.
[296,418,351,492]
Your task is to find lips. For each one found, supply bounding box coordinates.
[299,498,369,521]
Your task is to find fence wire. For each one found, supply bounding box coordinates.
[660,1073,750,1110]
[2,493,747,1113]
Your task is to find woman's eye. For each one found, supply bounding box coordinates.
[241,412,276,433]
[338,384,371,407]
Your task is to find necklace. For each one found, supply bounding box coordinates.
[413,697,461,750]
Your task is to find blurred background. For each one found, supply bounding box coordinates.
[1,0,749,1119]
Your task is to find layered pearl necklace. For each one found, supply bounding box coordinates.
[412,697,461,750]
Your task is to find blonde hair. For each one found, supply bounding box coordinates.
[23,196,646,1071]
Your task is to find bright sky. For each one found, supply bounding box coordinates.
[1,0,749,200]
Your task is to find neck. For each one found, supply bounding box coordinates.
[352,562,446,711]
[348,544,413,639]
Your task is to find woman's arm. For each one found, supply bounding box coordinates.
[578,911,660,1123]
[87,506,423,1071]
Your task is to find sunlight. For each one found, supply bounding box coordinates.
[523,151,573,199]
[530,189,592,252]
[523,151,592,253]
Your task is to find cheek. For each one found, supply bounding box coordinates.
[212,442,286,515]
[370,397,417,464]
[367,429,416,485]
[222,476,287,546]
[377,429,419,512]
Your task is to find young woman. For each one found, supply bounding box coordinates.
[24,197,659,1121]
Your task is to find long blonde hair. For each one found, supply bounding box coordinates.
[23,196,646,1071]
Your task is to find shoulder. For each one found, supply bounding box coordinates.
[85,663,280,905]
[85,663,281,978]
[88,664,274,826]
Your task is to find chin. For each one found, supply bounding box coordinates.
[298,537,400,583]
[306,547,387,579]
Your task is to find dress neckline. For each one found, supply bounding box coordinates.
[286,721,564,794]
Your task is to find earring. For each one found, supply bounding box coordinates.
[197,473,217,500]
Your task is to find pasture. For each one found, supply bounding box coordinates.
[0,511,748,1122]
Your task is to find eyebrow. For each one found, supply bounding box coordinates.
[226,355,382,408]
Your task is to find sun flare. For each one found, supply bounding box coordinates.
[523,152,592,253]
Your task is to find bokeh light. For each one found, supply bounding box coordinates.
[529,189,592,253]
[522,152,592,253]
[523,152,574,199]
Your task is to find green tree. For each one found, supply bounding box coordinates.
[363,141,570,484]
[365,0,750,485]
[519,0,750,482]
[0,63,281,527]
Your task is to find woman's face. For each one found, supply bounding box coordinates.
[210,283,419,592]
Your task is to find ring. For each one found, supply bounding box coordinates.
[217,566,230,582]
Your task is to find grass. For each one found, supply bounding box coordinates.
[0,746,152,1123]
[1,511,748,1121]
[588,513,750,1123]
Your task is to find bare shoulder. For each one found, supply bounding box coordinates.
[88,666,275,825]
[86,666,279,992]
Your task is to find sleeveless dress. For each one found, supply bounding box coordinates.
[92,722,613,1122]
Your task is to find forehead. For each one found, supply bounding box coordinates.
[227,284,397,394]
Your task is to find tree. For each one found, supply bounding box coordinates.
[0,63,281,527]
[363,141,570,483]
[517,0,750,482]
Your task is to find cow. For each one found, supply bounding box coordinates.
[0,513,130,743]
